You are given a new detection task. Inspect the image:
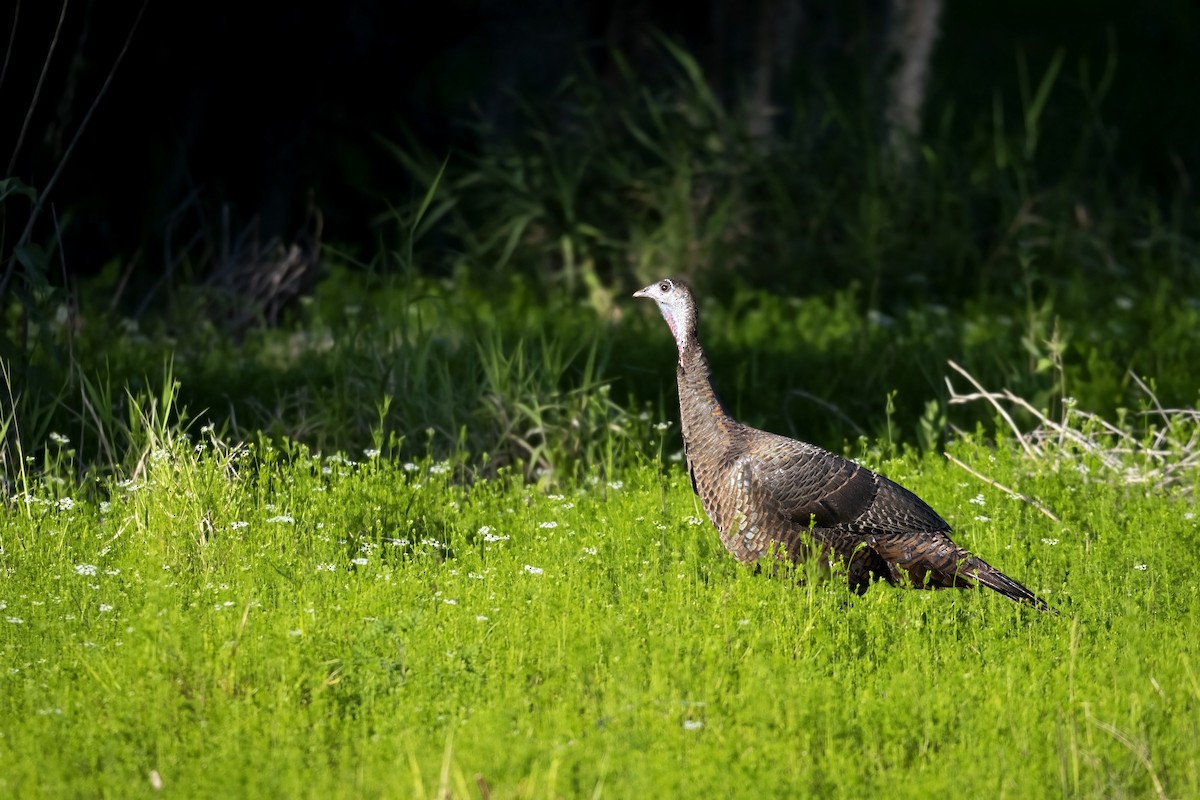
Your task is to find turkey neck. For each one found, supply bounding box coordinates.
[676,335,737,452]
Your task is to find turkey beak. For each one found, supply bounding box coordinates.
[632,285,652,299]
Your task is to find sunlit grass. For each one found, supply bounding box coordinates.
[2,426,1197,798]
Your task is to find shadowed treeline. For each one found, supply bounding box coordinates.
[1,1,1197,282]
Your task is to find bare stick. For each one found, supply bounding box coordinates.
[6,0,68,176]
[786,389,867,438]
[2,0,150,296]
[0,0,21,97]
[944,451,1061,524]
[946,360,1036,457]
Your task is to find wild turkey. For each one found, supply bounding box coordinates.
[634,278,1051,611]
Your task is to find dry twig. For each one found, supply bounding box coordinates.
[943,451,1061,523]
[945,360,1199,495]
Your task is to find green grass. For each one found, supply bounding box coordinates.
[2,425,1197,798]
[6,265,1200,490]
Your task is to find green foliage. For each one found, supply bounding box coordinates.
[3,254,1199,493]
[359,38,1200,453]
[0,271,671,489]
[1,39,1195,481]
[383,38,1194,311]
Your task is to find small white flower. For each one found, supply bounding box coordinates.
[6,617,23,624]
[581,547,598,556]
[655,422,671,432]
[443,599,458,605]
[685,515,704,526]
[351,557,368,566]
[1134,563,1148,571]
[231,521,249,530]
[403,462,419,472]
[523,565,544,576]
[316,563,337,572]
[429,463,451,475]
[1041,538,1059,546]
[539,521,558,529]
[363,448,381,458]
[49,432,70,445]
[267,515,295,524]
[482,528,509,542]
[683,720,703,730]
[969,494,986,506]
[99,604,113,612]
[55,497,75,511]
[975,515,991,522]
[74,564,97,576]
[475,615,489,622]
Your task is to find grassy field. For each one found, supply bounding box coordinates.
[2,419,1197,797]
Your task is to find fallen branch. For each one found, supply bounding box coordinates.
[943,451,1061,523]
[945,361,1198,493]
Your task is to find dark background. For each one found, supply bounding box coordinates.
[2,0,1197,285]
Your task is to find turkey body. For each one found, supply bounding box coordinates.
[636,278,1050,611]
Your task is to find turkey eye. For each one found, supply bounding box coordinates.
[659,280,671,292]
